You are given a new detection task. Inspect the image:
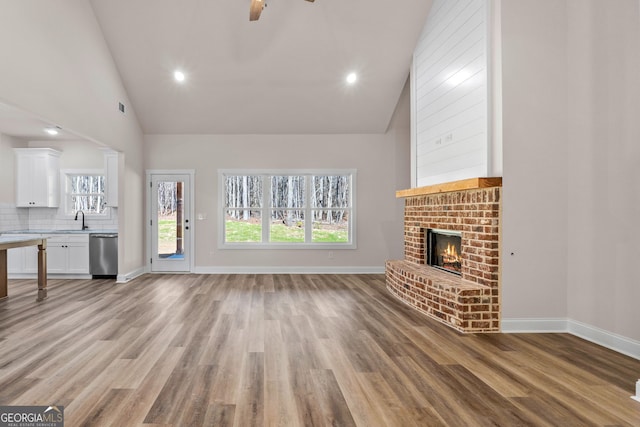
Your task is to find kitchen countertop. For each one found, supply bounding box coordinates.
[1,229,118,235]
[0,235,47,245]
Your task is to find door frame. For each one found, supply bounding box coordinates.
[146,169,195,273]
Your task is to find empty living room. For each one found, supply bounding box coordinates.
[1,0,639,426]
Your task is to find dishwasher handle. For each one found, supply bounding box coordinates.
[90,234,118,238]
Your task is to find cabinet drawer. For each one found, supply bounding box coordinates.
[44,234,89,244]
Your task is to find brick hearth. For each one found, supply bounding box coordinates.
[386,178,502,333]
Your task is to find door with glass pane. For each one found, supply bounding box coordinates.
[150,174,191,272]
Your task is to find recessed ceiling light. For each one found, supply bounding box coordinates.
[44,127,59,136]
[174,70,186,82]
[346,72,357,84]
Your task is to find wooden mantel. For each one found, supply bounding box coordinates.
[396,177,502,198]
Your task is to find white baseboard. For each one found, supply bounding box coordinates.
[193,266,385,275]
[501,318,569,333]
[116,266,147,283]
[502,317,640,361]
[116,265,384,280]
[568,319,640,361]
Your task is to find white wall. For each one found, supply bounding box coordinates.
[391,79,413,246]
[0,1,146,276]
[28,140,104,170]
[144,83,411,272]
[0,134,26,203]
[413,0,492,186]
[0,134,28,231]
[500,0,640,351]
[500,0,569,320]
[566,0,640,342]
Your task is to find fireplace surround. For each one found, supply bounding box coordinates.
[386,178,502,333]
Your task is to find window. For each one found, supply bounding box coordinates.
[220,170,356,248]
[64,171,106,215]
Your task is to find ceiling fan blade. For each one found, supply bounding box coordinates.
[305,0,315,2]
[249,0,264,21]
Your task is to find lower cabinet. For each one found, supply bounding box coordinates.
[45,235,90,275]
[5,233,89,276]
[6,235,38,274]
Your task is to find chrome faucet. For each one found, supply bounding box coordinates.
[75,210,88,230]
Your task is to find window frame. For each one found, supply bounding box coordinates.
[61,169,110,218]
[218,169,357,249]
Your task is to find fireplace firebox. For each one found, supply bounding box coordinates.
[426,229,462,275]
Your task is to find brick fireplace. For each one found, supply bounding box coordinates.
[386,178,502,333]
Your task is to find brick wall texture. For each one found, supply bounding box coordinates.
[386,187,501,333]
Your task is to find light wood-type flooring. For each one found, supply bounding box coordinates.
[0,274,639,426]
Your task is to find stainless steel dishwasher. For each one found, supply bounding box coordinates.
[89,233,118,277]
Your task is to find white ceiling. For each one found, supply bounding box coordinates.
[0,102,85,141]
[0,1,432,139]
[89,0,433,134]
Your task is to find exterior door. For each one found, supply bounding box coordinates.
[149,173,191,272]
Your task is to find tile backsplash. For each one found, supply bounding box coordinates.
[0,203,28,231]
[0,203,118,232]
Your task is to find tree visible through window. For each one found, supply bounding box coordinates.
[67,174,106,214]
[221,170,355,247]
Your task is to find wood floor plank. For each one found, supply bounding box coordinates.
[308,368,357,427]
[264,319,301,427]
[73,388,134,427]
[110,321,183,389]
[206,332,246,405]
[233,352,264,427]
[391,354,489,426]
[105,346,185,427]
[356,371,424,427]
[0,275,639,426]
[202,403,235,427]
[315,337,385,427]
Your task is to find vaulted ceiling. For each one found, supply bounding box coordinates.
[0,1,432,139]
[88,0,432,134]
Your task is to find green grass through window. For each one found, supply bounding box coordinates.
[159,218,349,246]
[225,220,348,243]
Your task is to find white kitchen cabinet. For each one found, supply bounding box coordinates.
[4,233,89,276]
[22,245,39,273]
[6,234,38,274]
[46,241,67,274]
[14,148,61,207]
[6,247,22,273]
[67,237,90,274]
[46,234,90,274]
[103,150,119,207]
[7,242,25,274]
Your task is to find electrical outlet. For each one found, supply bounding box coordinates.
[328,251,334,259]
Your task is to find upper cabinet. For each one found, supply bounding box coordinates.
[103,150,119,207]
[14,148,61,207]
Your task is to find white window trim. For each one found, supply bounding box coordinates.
[218,169,357,250]
[60,169,110,218]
